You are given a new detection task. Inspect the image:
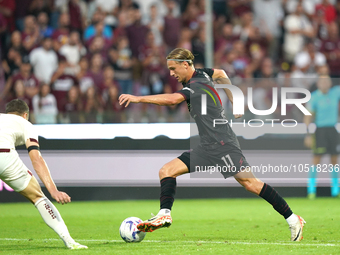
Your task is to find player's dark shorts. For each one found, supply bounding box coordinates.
[313,126,340,155]
[178,143,250,179]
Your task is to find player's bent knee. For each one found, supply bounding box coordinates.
[159,164,175,179]
[242,179,263,195]
[19,177,45,204]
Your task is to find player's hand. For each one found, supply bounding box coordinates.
[51,190,71,205]
[234,114,243,119]
[119,94,140,107]
[304,135,313,149]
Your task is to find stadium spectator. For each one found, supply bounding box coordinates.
[283,3,315,62]
[143,4,163,46]
[139,31,167,95]
[233,11,256,42]
[11,79,32,111]
[0,12,7,58]
[162,0,181,51]
[50,57,78,111]
[214,23,238,57]
[245,26,271,63]
[8,59,39,100]
[0,0,16,32]
[252,0,284,61]
[83,86,103,123]
[315,0,337,25]
[285,0,316,18]
[227,0,252,21]
[51,12,70,51]
[219,50,237,79]
[108,37,133,95]
[111,11,128,46]
[98,65,118,97]
[192,27,206,65]
[1,47,21,81]
[83,10,113,41]
[60,85,83,123]
[177,27,193,51]
[125,4,149,58]
[293,40,326,87]
[67,0,86,33]
[21,15,40,53]
[76,56,93,94]
[181,1,200,31]
[319,22,340,77]
[86,53,104,92]
[95,0,118,17]
[86,35,111,63]
[32,83,58,124]
[28,0,51,18]
[37,12,54,38]
[29,36,58,83]
[112,0,137,18]
[59,30,86,75]
[103,78,125,123]
[8,30,27,57]
[13,0,33,31]
[231,40,258,78]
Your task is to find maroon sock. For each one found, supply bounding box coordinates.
[259,183,293,219]
[160,177,176,210]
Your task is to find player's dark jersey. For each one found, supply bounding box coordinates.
[176,68,240,149]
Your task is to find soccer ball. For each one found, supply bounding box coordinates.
[119,217,146,243]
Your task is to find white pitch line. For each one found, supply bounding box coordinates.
[0,238,338,247]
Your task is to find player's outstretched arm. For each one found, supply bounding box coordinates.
[119,93,185,107]
[26,139,71,204]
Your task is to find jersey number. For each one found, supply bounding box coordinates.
[221,154,234,167]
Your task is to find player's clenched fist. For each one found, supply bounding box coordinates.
[51,190,71,205]
[119,94,140,107]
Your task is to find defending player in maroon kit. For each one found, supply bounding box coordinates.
[119,48,305,241]
[0,99,87,249]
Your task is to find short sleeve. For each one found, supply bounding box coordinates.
[200,68,214,77]
[23,121,39,144]
[175,88,191,101]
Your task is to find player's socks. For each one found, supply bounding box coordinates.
[157,209,171,216]
[308,165,317,195]
[259,183,293,219]
[34,197,73,244]
[285,213,299,225]
[330,169,339,197]
[160,177,176,210]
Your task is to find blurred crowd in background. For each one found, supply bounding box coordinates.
[0,0,339,124]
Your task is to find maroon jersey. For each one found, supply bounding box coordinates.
[320,39,340,76]
[51,74,78,110]
[12,73,40,89]
[52,29,70,45]
[85,70,104,91]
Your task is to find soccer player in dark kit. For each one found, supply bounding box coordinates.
[119,48,305,241]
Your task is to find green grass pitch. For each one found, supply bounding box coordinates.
[0,198,339,255]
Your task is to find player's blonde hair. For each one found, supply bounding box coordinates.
[166,48,195,66]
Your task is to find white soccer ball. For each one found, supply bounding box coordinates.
[119,217,146,243]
